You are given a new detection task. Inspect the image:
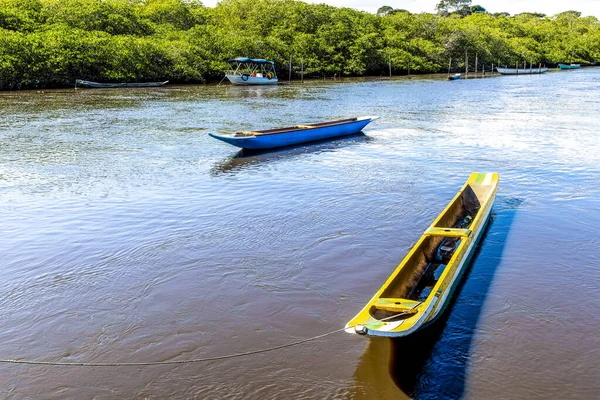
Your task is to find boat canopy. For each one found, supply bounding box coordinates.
[227,57,275,65]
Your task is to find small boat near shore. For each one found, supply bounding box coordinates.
[448,73,461,81]
[558,63,580,70]
[225,58,278,85]
[496,67,548,75]
[209,116,378,150]
[345,172,499,338]
[75,79,169,88]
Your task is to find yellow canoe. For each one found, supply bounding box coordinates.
[345,172,499,337]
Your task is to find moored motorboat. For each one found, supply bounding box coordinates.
[448,73,461,80]
[558,63,581,70]
[208,116,379,150]
[75,79,168,88]
[345,172,499,338]
[225,58,278,85]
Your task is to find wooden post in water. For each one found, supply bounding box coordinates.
[465,50,468,79]
[289,54,292,83]
[301,59,304,83]
[448,57,452,77]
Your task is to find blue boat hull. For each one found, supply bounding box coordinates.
[558,64,580,70]
[209,117,377,150]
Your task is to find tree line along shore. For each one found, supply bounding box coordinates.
[0,0,598,90]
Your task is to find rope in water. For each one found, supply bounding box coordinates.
[0,327,347,367]
[0,306,421,367]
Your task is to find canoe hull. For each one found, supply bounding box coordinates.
[354,200,494,338]
[419,208,492,331]
[226,74,278,85]
[448,74,461,80]
[75,79,168,88]
[379,199,494,337]
[209,117,377,150]
[496,67,548,75]
[345,172,499,338]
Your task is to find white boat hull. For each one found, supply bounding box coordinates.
[226,75,278,85]
[496,67,548,75]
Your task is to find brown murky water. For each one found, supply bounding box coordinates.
[1,70,599,399]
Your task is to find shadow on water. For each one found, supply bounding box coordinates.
[211,133,372,175]
[353,197,521,399]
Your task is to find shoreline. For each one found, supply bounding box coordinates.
[6,68,595,93]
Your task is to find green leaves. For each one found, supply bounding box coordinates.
[0,0,598,89]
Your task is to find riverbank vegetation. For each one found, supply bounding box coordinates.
[1,0,599,89]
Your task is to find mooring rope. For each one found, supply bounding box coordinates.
[0,306,422,367]
[217,74,228,86]
[0,327,347,367]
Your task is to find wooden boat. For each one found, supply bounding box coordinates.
[558,63,580,70]
[345,172,499,338]
[208,116,379,150]
[225,58,278,85]
[496,67,548,75]
[447,73,461,81]
[75,79,169,88]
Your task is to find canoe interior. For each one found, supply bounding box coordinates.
[370,185,481,320]
[235,117,358,137]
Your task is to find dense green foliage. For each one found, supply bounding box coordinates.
[0,0,598,89]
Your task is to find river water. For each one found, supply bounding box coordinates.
[0,69,599,399]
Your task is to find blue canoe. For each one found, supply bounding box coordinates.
[209,116,379,150]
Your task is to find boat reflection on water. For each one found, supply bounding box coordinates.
[350,298,457,399]
[351,338,411,400]
[222,83,283,99]
[352,200,519,398]
[211,133,372,175]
